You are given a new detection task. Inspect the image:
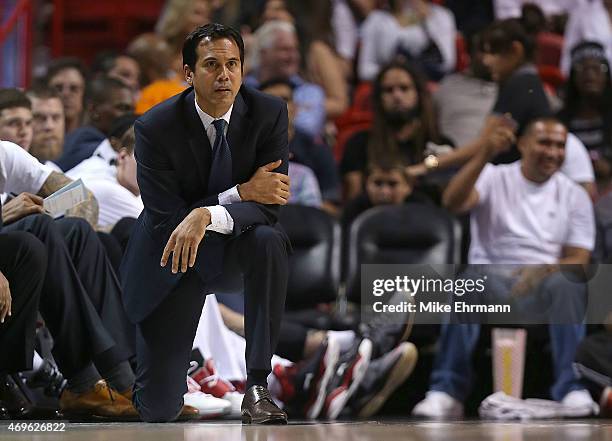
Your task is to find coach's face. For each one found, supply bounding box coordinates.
[188,37,242,117]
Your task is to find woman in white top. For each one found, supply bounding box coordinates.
[561,0,612,77]
[358,0,457,81]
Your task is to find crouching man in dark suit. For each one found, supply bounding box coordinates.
[120,23,291,423]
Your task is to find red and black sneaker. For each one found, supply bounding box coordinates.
[322,338,373,420]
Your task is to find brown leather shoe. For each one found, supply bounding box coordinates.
[241,386,287,424]
[176,405,200,421]
[59,380,139,421]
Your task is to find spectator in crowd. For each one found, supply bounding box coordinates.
[561,0,612,77]
[358,0,457,81]
[27,87,65,166]
[246,20,327,137]
[558,41,612,193]
[283,0,350,118]
[259,78,340,211]
[416,18,552,179]
[0,140,143,419]
[413,117,597,418]
[67,115,143,229]
[127,33,186,114]
[55,76,135,172]
[156,0,216,51]
[0,89,32,151]
[433,32,596,196]
[91,51,142,96]
[434,31,497,148]
[340,61,444,201]
[341,158,431,230]
[286,161,322,208]
[260,0,295,24]
[45,58,88,135]
[331,0,376,76]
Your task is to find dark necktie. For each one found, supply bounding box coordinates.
[208,119,233,194]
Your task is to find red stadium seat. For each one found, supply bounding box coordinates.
[536,32,564,67]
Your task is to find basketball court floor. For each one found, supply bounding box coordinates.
[1,419,611,441]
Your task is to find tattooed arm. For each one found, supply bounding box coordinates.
[37,171,99,228]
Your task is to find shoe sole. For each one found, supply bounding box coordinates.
[357,343,418,418]
[305,337,341,419]
[325,339,373,420]
[241,412,287,424]
[59,410,141,422]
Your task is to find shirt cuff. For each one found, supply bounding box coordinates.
[204,205,234,235]
[219,185,242,205]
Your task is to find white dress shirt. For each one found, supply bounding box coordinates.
[194,98,242,235]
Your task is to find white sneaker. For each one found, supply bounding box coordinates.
[184,376,232,419]
[222,391,245,418]
[412,391,464,419]
[560,390,599,417]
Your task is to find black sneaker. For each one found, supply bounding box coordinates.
[351,342,418,418]
[322,338,373,420]
[27,358,66,397]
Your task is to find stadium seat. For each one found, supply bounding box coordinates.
[344,204,462,303]
[277,205,341,309]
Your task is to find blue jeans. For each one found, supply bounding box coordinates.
[429,268,587,402]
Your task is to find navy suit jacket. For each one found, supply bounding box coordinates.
[120,85,289,323]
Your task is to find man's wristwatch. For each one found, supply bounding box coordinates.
[424,154,439,171]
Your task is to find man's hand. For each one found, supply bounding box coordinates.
[2,193,46,225]
[116,150,140,196]
[479,115,517,159]
[0,271,11,324]
[161,207,211,274]
[511,265,555,297]
[238,160,290,205]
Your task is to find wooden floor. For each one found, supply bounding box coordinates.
[1,419,611,441]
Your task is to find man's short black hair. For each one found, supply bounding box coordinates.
[524,116,566,135]
[182,23,244,72]
[0,88,31,113]
[109,114,138,139]
[45,57,88,84]
[86,76,131,105]
[482,18,536,61]
[27,86,61,101]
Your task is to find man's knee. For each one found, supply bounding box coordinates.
[250,225,287,252]
[57,217,94,239]
[17,232,47,270]
[542,272,587,302]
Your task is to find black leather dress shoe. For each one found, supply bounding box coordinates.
[0,375,32,418]
[241,385,287,424]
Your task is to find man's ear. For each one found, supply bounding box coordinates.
[511,41,525,63]
[87,102,98,120]
[184,65,193,85]
[517,134,527,155]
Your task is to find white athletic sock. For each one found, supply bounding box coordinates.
[327,330,356,353]
[32,351,44,371]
